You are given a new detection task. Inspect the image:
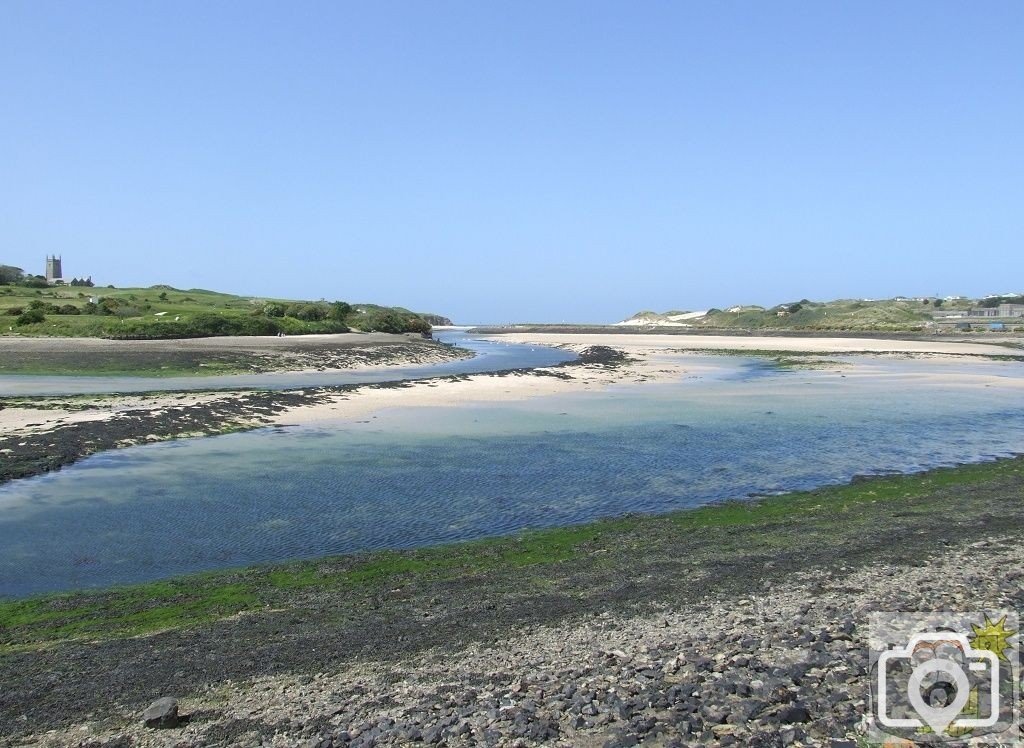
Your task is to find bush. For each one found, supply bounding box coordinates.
[285,302,329,321]
[350,310,431,334]
[16,309,46,325]
[58,304,80,315]
[108,313,285,339]
[6,306,24,316]
[330,301,352,321]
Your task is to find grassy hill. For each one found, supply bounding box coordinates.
[0,283,447,339]
[621,297,987,332]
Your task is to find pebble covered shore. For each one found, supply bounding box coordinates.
[27,536,1021,748]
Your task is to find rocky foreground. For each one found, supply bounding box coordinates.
[18,534,1020,748]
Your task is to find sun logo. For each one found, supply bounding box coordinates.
[969,613,1016,662]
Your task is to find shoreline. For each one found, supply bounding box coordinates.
[4,333,1022,486]
[472,323,1024,343]
[481,330,1023,356]
[2,456,1022,745]
[0,346,621,486]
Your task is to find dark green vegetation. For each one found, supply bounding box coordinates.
[2,456,1022,737]
[0,282,441,338]
[3,456,1021,652]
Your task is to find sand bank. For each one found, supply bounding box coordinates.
[489,332,1020,356]
[4,333,1022,483]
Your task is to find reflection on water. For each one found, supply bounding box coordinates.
[1,357,1023,597]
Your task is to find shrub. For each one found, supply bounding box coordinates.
[330,301,352,321]
[16,309,46,325]
[108,313,284,339]
[6,306,24,316]
[285,302,329,321]
[58,304,80,315]
[351,310,431,334]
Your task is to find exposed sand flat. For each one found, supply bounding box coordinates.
[266,335,1024,426]
[0,393,233,439]
[488,332,1020,356]
[0,346,700,437]
[268,348,722,425]
[4,335,1021,438]
[4,334,1022,482]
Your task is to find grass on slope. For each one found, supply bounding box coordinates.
[0,284,436,339]
[625,298,986,332]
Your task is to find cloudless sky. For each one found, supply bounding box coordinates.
[1,2,1021,322]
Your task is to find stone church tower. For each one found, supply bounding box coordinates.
[45,255,62,283]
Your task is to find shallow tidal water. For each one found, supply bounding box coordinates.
[1,356,1023,597]
[0,331,575,396]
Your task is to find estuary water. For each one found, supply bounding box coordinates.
[1,356,1023,597]
[0,330,575,396]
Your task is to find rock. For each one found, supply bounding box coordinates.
[141,696,179,728]
[778,702,812,724]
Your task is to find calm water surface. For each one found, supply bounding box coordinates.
[1,356,1022,597]
[0,330,574,395]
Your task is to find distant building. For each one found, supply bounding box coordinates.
[966,304,1024,318]
[45,255,63,284]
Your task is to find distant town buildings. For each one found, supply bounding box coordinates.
[933,304,1024,320]
[969,304,1024,318]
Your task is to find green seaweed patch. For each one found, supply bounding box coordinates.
[0,578,260,653]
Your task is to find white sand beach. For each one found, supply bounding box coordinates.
[3,332,1021,440]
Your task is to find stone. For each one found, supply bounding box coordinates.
[778,702,812,724]
[141,696,179,728]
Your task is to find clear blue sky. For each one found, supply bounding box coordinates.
[2,2,1021,323]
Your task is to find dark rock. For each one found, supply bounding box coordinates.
[778,703,812,724]
[141,696,179,728]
